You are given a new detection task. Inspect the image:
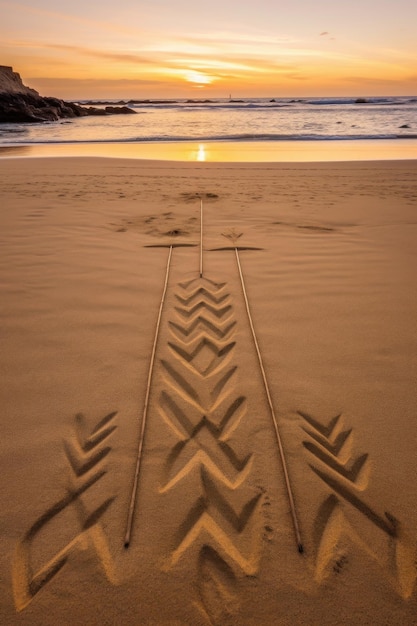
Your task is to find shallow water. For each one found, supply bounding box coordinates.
[0,96,416,150]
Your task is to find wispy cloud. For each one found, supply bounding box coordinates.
[165,55,298,74]
[30,77,165,87]
[0,39,164,71]
[188,32,301,46]
[41,43,155,65]
[345,75,414,84]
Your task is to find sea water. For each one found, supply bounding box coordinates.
[1,96,416,160]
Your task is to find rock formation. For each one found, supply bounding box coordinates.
[0,66,136,123]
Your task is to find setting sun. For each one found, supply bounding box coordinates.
[184,70,214,86]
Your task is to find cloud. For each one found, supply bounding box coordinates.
[187,32,300,46]
[26,76,168,98]
[320,32,329,36]
[168,54,298,74]
[30,77,164,86]
[42,43,155,65]
[345,75,406,84]
[0,39,168,74]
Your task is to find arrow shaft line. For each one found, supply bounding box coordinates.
[234,247,303,553]
[124,245,173,547]
[199,198,204,278]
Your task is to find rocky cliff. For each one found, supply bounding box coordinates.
[0,65,136,123]
[0,66,40,96]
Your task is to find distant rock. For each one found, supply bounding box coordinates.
[104,105,136,114]
[84,107,107,116]
[126,99,178,104]
[355,98,368,104]
[399,124,410,128]
[78,99,128,106]
[186,99,214,103]
[0,65,136,123]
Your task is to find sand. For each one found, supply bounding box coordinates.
[0,156,416,625]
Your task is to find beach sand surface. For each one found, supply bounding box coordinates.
[1,157,416,625]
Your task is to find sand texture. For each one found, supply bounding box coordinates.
[1,157,416,625]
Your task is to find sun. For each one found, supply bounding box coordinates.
[184,70,214,86]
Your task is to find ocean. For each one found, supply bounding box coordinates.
[1,96,416,160]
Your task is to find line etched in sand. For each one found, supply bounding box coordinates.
[64,411,117,476]
[300,411,395,536]
[170,466,261,574]
[175,286,230,306]
[168,337,236,376]
[12,412,118,611]
[124,245,173,548]
[175,301,233,320]
[160,282,252,492]
[159,277,262,621]
[301,411,416,597]
[217,231,304,553]
[169,317,237,341]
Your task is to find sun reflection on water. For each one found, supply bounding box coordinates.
[196,144,206,161]
[1,140,417,162]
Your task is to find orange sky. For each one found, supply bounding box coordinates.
[1,0,416,99]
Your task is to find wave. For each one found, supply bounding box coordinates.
[104,97,415,111]
[129,102,294,111]
[5,132,416,145]
[305,97,404,105]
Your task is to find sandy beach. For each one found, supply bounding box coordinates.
[1,156,416,625]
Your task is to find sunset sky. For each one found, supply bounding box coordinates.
[1,0,416,99]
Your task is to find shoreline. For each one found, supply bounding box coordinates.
[1,138,417,161]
